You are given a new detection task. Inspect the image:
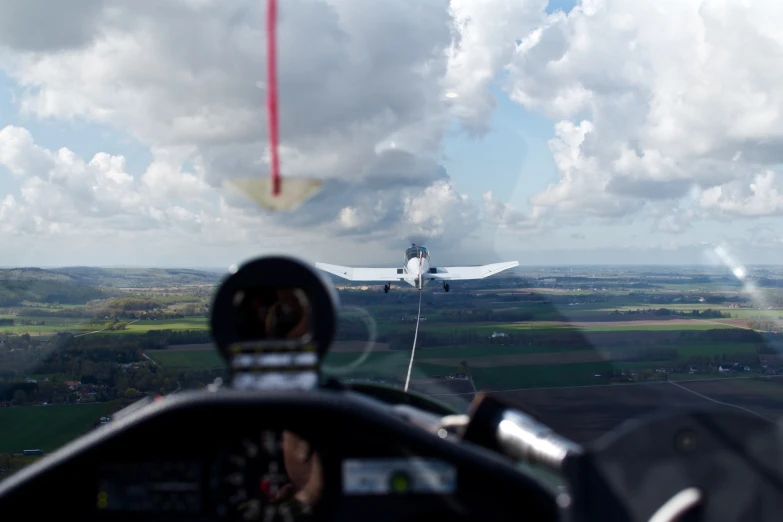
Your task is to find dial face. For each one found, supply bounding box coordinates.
[214,430,320,522]
[233,287,311,340]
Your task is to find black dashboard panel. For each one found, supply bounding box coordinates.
[0,389,558,522]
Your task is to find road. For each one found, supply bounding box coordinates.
[141,352,161,368]
[689,318,759,331]
[668,380,773,421]
[74,319,139,338]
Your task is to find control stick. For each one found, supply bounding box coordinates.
[461,393,582,472]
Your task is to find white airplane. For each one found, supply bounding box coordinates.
[315,244,519,293]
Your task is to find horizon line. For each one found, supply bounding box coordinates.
[1,263,783,270]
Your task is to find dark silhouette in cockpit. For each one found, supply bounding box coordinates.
[266,288,311,339]
[269,431,324,515]
[235,287,312,340]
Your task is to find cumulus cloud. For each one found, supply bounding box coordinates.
[0,0,104,52]
[652,210,694,234]
[699,171,783,217]
[443,0,547,133]
[498,0,783,227]
[0,0,497,259]
[482,190,542,232]
[403,180,477,239]
[0,125,212,235]
[2,0,783,265]
[3,0,454,180]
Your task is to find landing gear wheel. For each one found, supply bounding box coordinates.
[384,284,390,294]
[443,283,450,293]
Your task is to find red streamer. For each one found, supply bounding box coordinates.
[266,0,281,195]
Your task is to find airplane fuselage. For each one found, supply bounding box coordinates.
[405,255,431,276]
[404,245,431,289]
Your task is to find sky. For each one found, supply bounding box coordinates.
[1,0,783,269]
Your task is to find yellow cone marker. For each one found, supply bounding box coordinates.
[226,178,322,212]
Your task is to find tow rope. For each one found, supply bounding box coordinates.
[404,289,423,393]
[404,250,425,392]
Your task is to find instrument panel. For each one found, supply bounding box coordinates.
[211,430,321,520]
[0,390,554,522]
[93,431,460,522]
[97,460,202,514]
[95,429,331,521]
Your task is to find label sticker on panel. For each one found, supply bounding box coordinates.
[342,458,456,495]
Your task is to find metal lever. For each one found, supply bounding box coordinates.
[496,409,582,471]
[462,392,582,472]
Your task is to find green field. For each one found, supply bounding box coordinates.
[595,304,728,312]
[412,344,590,357]
[488,321,736,332]
[569,323,737,332]
[150,335,763,374]
[719,309,783,319]
[0,403,108,453]
[591,304,782,320]
[0,324,93,335]
[126,318,207,331]
[100,318,209,335]
[375,321,740,338]
[0,315,94,324]
[0,317,210,337]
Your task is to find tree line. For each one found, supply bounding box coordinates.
[0,279,107,307]
[0,329,217,403]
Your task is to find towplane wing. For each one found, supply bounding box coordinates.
[424,261,520,280]
[315,261,519,282]
[314,263,413,282]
